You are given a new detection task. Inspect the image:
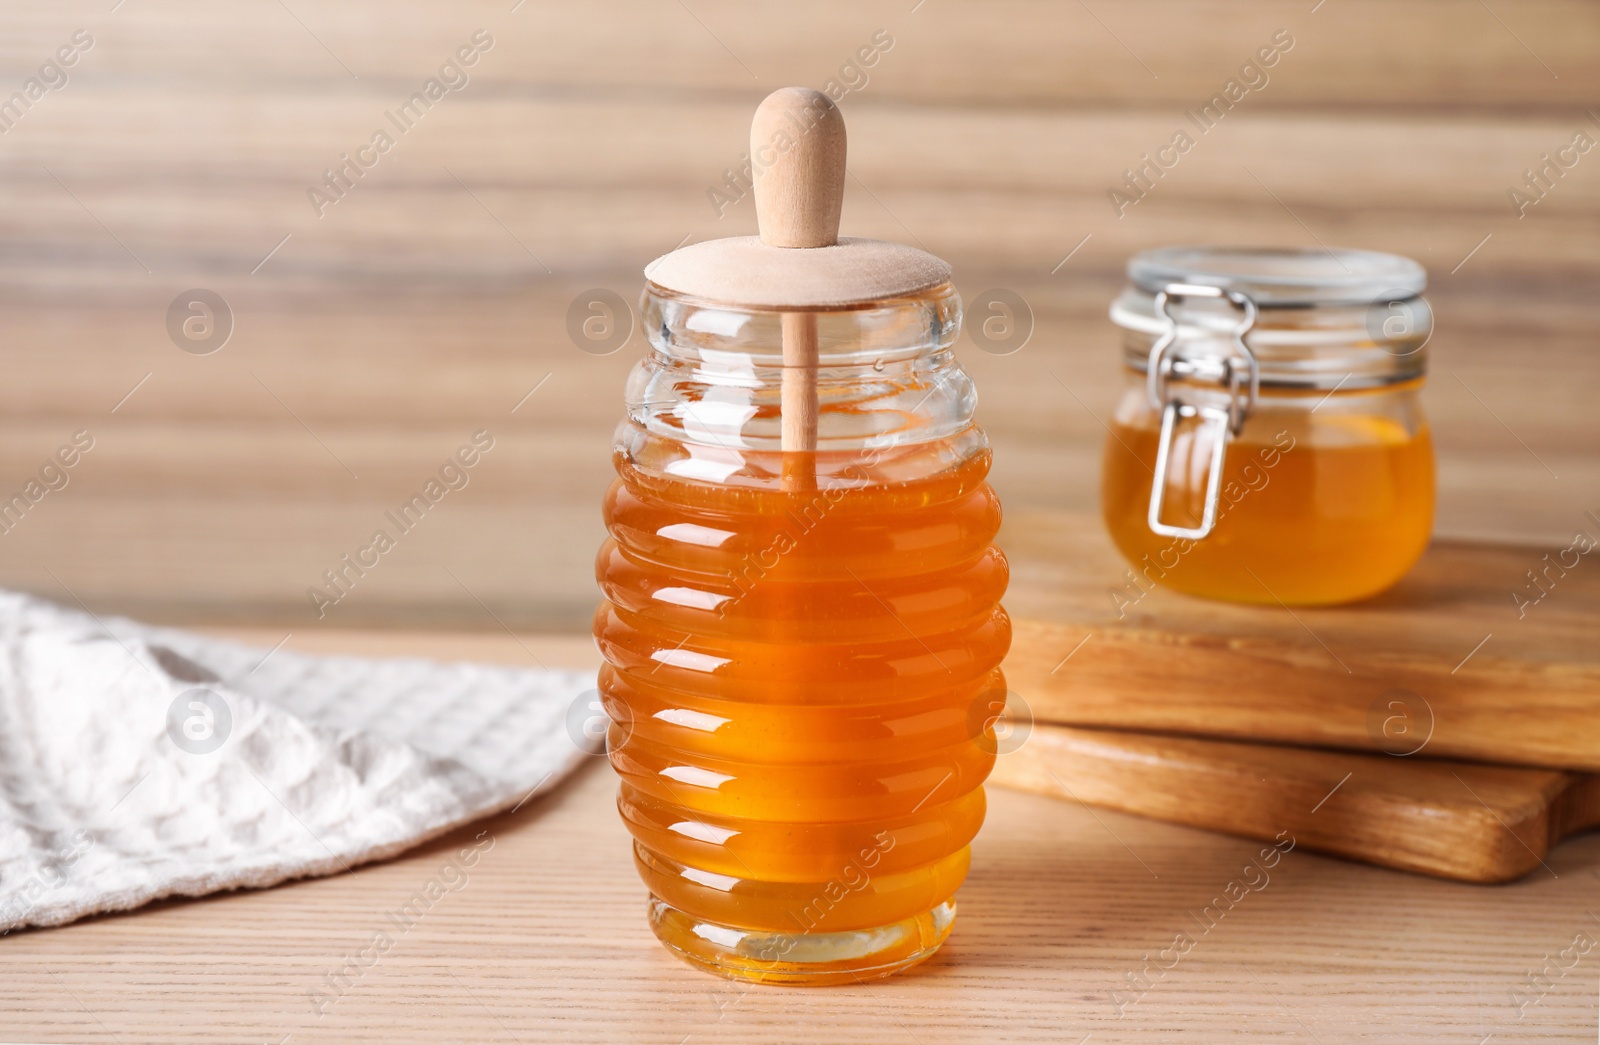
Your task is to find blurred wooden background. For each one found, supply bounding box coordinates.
[1,0,1596,630]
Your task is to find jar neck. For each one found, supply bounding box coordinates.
[643,283,960,369]
[1112,290,1428,392]
[628,282,981,456]
[1120,370,1426,407]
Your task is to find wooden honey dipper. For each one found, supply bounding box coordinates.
[752,87,845,484]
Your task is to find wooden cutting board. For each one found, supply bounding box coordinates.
[988,723,1600,882]
[1001,513,1600,771]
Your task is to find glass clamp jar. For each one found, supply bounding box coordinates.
[1102,246,1436,606]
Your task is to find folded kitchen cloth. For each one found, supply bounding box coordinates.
[0,590,598,932]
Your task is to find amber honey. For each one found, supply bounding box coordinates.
[1102,408,1435,605]
[594,445,1008,983]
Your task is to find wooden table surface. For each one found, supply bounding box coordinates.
[2,1,1598,1041]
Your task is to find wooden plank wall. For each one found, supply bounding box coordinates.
[0,0,1595,628]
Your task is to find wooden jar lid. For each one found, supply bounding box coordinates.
[646,236,950,310]
[643,87,951,310]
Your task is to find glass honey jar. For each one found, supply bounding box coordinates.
[594,88,1008,984]
[1101,246,1435,605]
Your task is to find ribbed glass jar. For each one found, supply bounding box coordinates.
[1102,246,1435,605]
[594,281,1009,984]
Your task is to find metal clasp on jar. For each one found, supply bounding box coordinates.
[1144,283,1259,540]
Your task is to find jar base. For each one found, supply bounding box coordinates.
[645,896,956,987]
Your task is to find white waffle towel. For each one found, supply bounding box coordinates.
[0,591,597,932]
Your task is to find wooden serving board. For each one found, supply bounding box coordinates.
[989,723,1600,882]
[1001,514,1600,771]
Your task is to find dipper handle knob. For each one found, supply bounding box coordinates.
[752,87,846,249]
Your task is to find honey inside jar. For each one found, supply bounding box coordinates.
[596,445,1006,968]
[1102,388,1435,605]
[1103,246,1437,606]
